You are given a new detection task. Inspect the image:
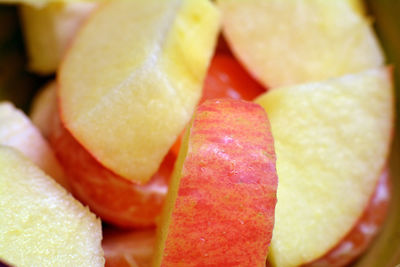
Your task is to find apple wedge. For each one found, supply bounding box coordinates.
[19,2,97,74]
[153,99,278,266]
[0,101,68,189]
[218,0,384,88]
[0,146,104,267]
[255,67,393,266]
[58,0,220,183]
[307,169,390,266]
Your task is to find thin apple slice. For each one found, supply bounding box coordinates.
[256,67,393,266]
[19,2,97,74]
[0,101,68,189]
[59,0,220,183]
[153,99,278,266]
[218,0,384,88]
[0,146,104,267]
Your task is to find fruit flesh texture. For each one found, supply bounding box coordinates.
[0,146,104,267]
[218,0,384,88]
[305,169,391,267]
[35,49,264,228]
[0,101,68,189]
[59,0,220,183]
[50,112,174,228]
[256,67,393,267]
[19,1,97,74]
[103,227,155,267]
[154,99,278,267]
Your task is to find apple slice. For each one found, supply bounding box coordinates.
[19,2,97,74]
[153,99,278,266]
[218,0,384,87]
[50,113,173,228]
[103,227,155,267]
[0,146,104,266]
[255,67,393,266]
[307,169,390,266]
[0,101,68,189]
[59,0,220,183]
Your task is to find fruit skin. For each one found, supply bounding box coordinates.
[171,52,266,156]
[50,112,174,228]
[19,2,97,74]
[256,67,393,267]
[103,227,155,267]
[154,99,278,267]
[0,101,68,189]
[305,169,391,267]
[0,146,104,267]
[59,0,220,183]
[218,0,384,88]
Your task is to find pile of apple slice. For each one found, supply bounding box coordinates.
[0,0,395,266]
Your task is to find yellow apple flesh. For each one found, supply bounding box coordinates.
[0,101,68,189]
[218,0,384,88]
[19,1,97,74]
[256,67,393,267]
[0,146,104,267]
[59,0,220,183]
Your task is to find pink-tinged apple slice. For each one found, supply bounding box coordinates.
[0,101,69,189]
[58,0,220,183]
[256,67,393,266]
[19,2,97,74]
[0,146,104,267]
[306,169,390,267]
[217,0,384,88]
[153,99,278,266]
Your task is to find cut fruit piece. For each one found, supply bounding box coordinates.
[50,111,173,228]
[59,0,220,183]
[30,81,58,138]
[0,101,68,189]
[171,52,267,156]
[153,99,278,266]
[103,227,155,267]
[19,2,97,74]
[0,146,104,267]
[218,0,384,87]
[306,169,390,267]
[256,67,393,267]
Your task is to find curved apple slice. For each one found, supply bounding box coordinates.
[0,146,104,267]
[256,67,393,266]
[0,101,68,189]
[218,0,384,88]
[306,169,390,267]
[59,0,220,183]
[20,2,97,74]
[154,99,278,266]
